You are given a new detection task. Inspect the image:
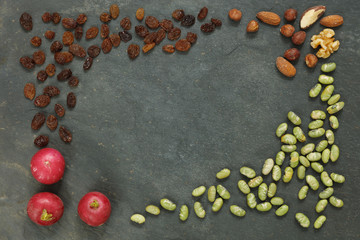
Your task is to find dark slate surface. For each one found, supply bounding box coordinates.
[0,0,359,239]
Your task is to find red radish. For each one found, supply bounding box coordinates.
[78,192,111,226]
[31,148,65,184]
[27,192,64,226]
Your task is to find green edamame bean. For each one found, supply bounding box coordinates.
[217,184,231,200]
[230,205,246,217]
[309,120,324,130]
[306,175,319,190]
[330,144,339,162]
[208,186,216,202]
[322,149,330,164]
[295,213,310,228]
[319,187,334,199]
[307,152,321,161]
[321,85,335,102]
[316,199,328,213]
[281,145,297,153]
[300,156,310,167]
[275,151,285,166]
[275,205,289,216]
[311,110,326,120]
[216,168,231,179]
[248,176,263,188]
[192,186,206,197]
[298,185,309,200]
[329,116,339,129]
[281,134,297,145]
[293,126,306,142]
[179,205,189,221]
[240,166,256,178]
[316,140,328,152]
[309,83,322,98]
[301,143,315,156]
[131,214,146,224]
[194,202,206,218]
[321,62,336,72]
[262,158,274,175]
[247,193,257,209]
[326,130,335,145]
[268,183,277,198]
[320,171,333,187]
[272,165,282,182]
[330,173,345,183]
[256,202,272,212]
[270,197,284,206]
[237,180,250,195]
[212,198,224,212]
[145,205,161,215]
[311,162,324,173]
[329,196,344,208]
[297,165,306,180]
[328,94,340,105]
[308,128,325,138]
[288,111,302,125]
[314,215,327,229]
[290,151,299,168]
[258,183,268,201]
[283,167,293,183]
[327,102,345,114]
[160,198,177,211]
[276,123,288,137]
[318,74,334,84]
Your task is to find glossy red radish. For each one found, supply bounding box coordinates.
[30,148,65,184]
[27,192,64,226]
[78,192,111,226]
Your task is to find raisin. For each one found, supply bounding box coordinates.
[101,38,112,54]
[76,13,87,25]
[62,31,74,45]
[20,12,33,31]
[59,126,72,143]
[211,18,222,27]
[34,95,51,108]
[50,41,63,53]
[119,31,132,42]
[181,15,195,27]
[30,36,42,47]
[167,27,181,40]
[55,104,65,117]
[110,4,120,19]
[200,23,215,33]
[86,27,99,39]
[142,42,155,53]
[136,8,145,21]
[37,70,48,82]
[82,57,93,71]
[87,45,101,58]
[24,83,36,100]
[159,19,173,32]
[100,12,112,23]
[33,50,46,65]
[62,18,77,29]
[135,25,149,38]
[186,32,197,44]
[144,32,157,44]
[54,52,73,65]
[120,17,131,30]
[34,135,49,148]
[162,45,175,53]
[172,9,185,21]
[45,64,56,76]
[44,30,55,40]
[57,69,72,81]
[197,7,208,20]
[145,16,159,29]
[43,86,60,97]
[175,39,191,52]
[52,12,61,24]
[20,56,35,69]
[127,44,140,59]
[31,112,46,130]
[42,12,52,23]
[109,34,121,47]
[69,44,86,58]
[155,29,166,45]
[68,76,79,86]
[67,92,76,108]
[100,24,110,38]
[75,26,83,40]
[46,115,58,131]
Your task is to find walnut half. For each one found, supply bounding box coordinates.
[310,28,340,58]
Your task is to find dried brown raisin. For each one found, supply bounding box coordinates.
[31,112,46,130]
[109,34,121,47]
[101,38,112,54]
[143,42,155,53]
[43,86,60,97]
[110,4,120,19]
[30,36,42,47]
[57,69,72,81]
[175,39,191,52]
[119,31,132,42]
[20,12,33,31]
[54,52,73,65]
[160,19,173,32]
[69,44,86,58]
[42,12,52,23]
[172,9,185,21]
[135,25,149,38]
[55,104,65,117]
[34,135,49,148]
[162,45,175,53]
[44,30,55,40]
[37,70,48,82]
[144,32,157,44]
[59,126,72,143]
[211,18,222,27]
[136,8,145,21]
[50,41,63,53]
[67,92,76,108]
[20,56,35,69]
[68,76,79,86]
[181,15,195,27]
[100,12,111,23]
[62,18,77,29]
[52,12,61,24]
[100,24,110,38]
[167,27,181,40]
[76,13,87,25]
[127,44,140,59]
[83,57,93,71]
[33,50,46,65]
[46,115,58,131]
[75,26,83,40]
[120,17,131,30]
[186,32,197,44]
[197,7,208,20]
[87,45,101,58]
[86,27,99,39]
[155,29,166,45]
[45,64,56,76]
[145,16,159,29]
[62,31,74,45]
[34,95,51,108]
[200,23,215,33]
[24,83,36,100]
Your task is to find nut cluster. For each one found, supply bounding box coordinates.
[310,29,340,59]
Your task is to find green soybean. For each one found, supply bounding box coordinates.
[316,199,328,213]
[306,175,319,190]
[258,183,268,201]
[131,214,146,224]
[329,196,344,208]
[293,126,306,142]
[275,205,289,216]
[322,148,330,163]
[300,156,310,167]
[240,166,256,178]
[276,123,288,137]
[281,144,297,153]
[301,143,315,155]
[267,183,277,198]
[309,120,324,130]
[295,213,310,228]
[329,115,339,129]
[160,199,177,211]
[330,144,339,162]
[311,110,326,120]
[309,83,322,98]
[320,171,333,187]
[311,162,324,173]
[230,205,246,217]
[318,74,334,84]
[330,173,345,183]
[237,180,250,195]
[308,128,325,138]
[326,130,335,145]
[314,215,327,229]
[321,62,336,72]
[270,197,284,206]
[283,167,293,183]
[316,140,328,152]
[327,102,345,114]
[208,186,216,202]
[212,198,224,212]
[256,202,272,212]
[262,158,274,175]
[298,185,309,200]
[272,165,282,182]
[307,152,321,161]
[290,151,299,168]
[248,176,263,188]
[247,193,257,209]
[179,205,189,221]
[217,184,230,200]
[328,94,340,105]
[192,186,206,197]
[216,168,231,179]
[288,111,302,125]
[275,151,285,165]
[321,85,335,101]
[319,187,334,199]
[281,134,297,145]
[297,165,306,180]
[145,205,161,215]
[194,202,206,218]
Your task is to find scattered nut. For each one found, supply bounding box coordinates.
[246,20,259,32]
[320,15,344,28]
[276,56,296,77]
[305,54,318,68]
[310,28,340,58]
[291,31,306,45]
[228,9,242,21]
[280,24,295,37]
[256,11,281,26]
[284,8,297,21]
[284,48,300,61]
[300,5,326,29]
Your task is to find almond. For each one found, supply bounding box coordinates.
[320,15,344,27]
[256,11,281,26]
[300,5,326,29]
[276,57,296,77]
